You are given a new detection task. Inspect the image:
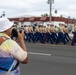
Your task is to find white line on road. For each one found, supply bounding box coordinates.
[28,52,51,56]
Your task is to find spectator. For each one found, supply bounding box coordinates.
[0,18,28,75]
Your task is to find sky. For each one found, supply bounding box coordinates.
[0,0,76,18]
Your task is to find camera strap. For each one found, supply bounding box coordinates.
[0,36,9,45]
[6,60,15,75]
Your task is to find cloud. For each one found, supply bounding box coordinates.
[0,0,76,18]
[52,0,76,18]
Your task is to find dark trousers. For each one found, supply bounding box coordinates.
[56,32,66,44]
[64,33,71,42]
[71,32,76,45]
[46,32,54,44]
[51,32,57,43]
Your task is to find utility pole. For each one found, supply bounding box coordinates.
[47,0,54,22]
[49,0,52,22]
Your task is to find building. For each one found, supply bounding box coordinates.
[9,16,76,31]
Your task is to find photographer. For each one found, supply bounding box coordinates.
[0,18,28,75]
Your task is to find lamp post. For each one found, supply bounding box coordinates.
[0,11,6,18]
[2,11,5,17]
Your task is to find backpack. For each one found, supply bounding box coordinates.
[0,36,19,71]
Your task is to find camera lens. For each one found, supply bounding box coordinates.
[11,28,18,37]
[19,30,22,33]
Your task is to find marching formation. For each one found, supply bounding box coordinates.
[16,23,76,46]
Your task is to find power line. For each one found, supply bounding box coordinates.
[22,0,48,7]
[6,7,49,16]
[5,0,49,16]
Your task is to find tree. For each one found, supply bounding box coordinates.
[68,16,70,19]
[41,13,49,17]
[60,15,63,17]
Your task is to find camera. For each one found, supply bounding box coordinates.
[11,28,18,37]
[11,28,24,37]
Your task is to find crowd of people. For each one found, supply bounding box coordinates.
[12,22,76,46]
[16,23,76,46]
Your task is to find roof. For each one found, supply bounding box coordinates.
[19,17,25,22]
[40,17,49,21]
[29,17,35,22]
[9,18,19,21]
[9,16,76,24]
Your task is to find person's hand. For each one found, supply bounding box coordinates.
[17,30,27,52]
[17,30,24,42]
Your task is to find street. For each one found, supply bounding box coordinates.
[20,42,76,75]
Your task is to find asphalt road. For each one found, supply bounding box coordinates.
[20,42,76,75]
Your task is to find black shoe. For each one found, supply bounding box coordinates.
[71,43,74,46]
[64,42,66,45]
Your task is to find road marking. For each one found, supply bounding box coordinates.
[28,52,51,56]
